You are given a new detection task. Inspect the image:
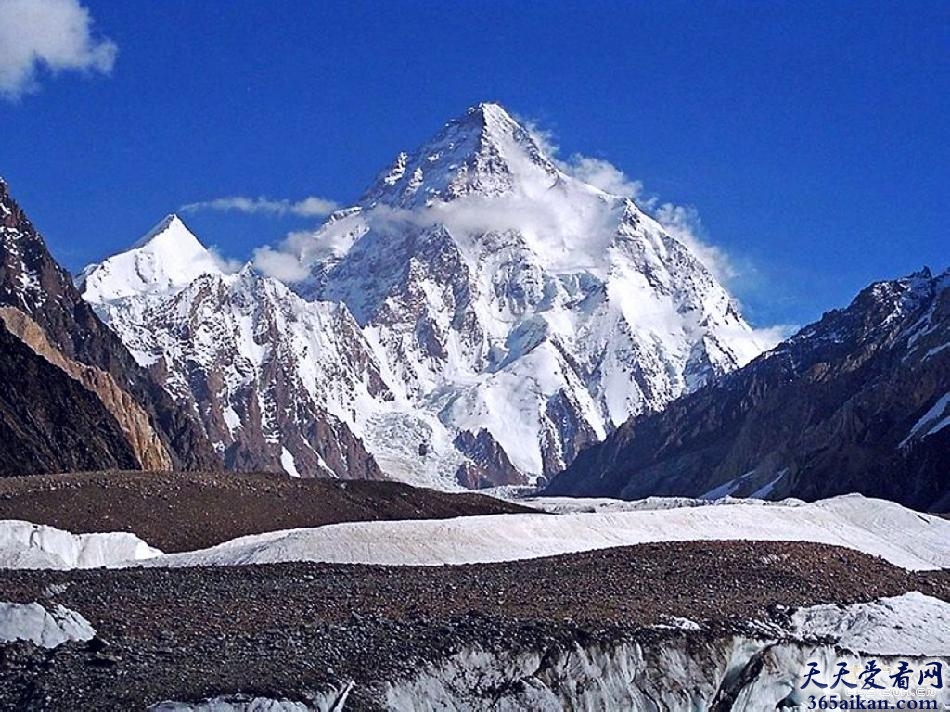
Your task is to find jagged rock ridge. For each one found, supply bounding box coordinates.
[80,216,383,480]
[0,179,217,475]
[546,268,950,512]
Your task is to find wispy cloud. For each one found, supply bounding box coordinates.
[519,118,646,201]
[522,118,750,287]
[0,0,117,100]
[181,196,340,218]
[253,230,320,282]
[652,202,736,284]
[565,156,647,202]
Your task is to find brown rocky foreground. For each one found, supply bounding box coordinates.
[0,471,534,552]
[0,541,946,710]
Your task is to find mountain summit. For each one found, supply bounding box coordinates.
[295,103,773,484]
[83,103,773,487]
[361,102,558,208]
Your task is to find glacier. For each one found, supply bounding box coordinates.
[141,495,949,571]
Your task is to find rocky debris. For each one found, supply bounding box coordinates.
[0,471,535,553]
[0,179,217,473]
[548,268,950,512]
[0,541,945,709]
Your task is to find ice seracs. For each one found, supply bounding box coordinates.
[0,519,161,569]
[382,592,950,711]
[0,602,96,648]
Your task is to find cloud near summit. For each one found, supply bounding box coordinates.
[181,196,340,218]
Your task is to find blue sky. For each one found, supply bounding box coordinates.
[0,0,946,328]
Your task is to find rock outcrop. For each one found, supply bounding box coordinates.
[0,318,138,475]
[547,268,950,512]
[0,179,217,473]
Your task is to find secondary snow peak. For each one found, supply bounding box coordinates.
[79,213,225,302]
[134,213,196,247]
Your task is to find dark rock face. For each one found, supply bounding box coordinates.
[108,268,386,481]
[0,179,217,473]
[540,388,601,478]
[453,429,526,488]
[547,269,950,512]
[0,321,138,474]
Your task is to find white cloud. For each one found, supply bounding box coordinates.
[753,324,798,348]
[565,156,646,201]
[717,321,798,367]
[520,118,647,202]
[653,202,737,284]
[0,0,117,100]
[520,119,741,281]
[252,244,312,282]
[181,195,339,218]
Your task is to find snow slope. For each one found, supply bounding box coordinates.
[0,520,161,569]
[504,493,804,513]
[144,495,949,571]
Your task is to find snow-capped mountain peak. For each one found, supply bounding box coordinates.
[79,214,226,302]
[82,104,775,489]
[133,213,198,248]
[286,102,774,485]
[361,102,559,209]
